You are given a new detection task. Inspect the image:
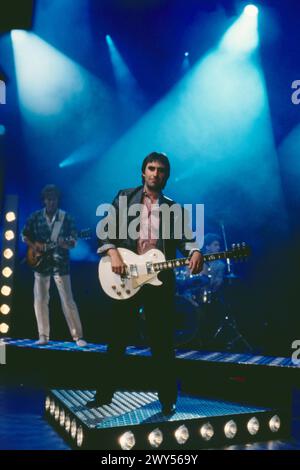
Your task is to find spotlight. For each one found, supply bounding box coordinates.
[174,425,189,445]
[269,415,281,433]
[119,431,136,450]
[4,230,15,241]
[148,428,163,448]
[45,396,51,411]
[184,52,189,57]
[71,419,77,439]
[1,286,12,296]
[224,420,237,439]
[5,212,16,222]
[244,4,258,17]
[11,30,28,41]
[200,422,214,441]
[247,417,260,435]
[0,323,9,334]
[0,305,10,315]
[65,415,71,433]
[59,409,66,427]
[54,405,60,421]
[76,426,84,448]
[50,400,55,416]
[2,267,13,278]
[3,249,14,260]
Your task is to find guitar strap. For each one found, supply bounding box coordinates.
[50,210,66,242]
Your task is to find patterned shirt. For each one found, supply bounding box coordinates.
[22,209,77,275]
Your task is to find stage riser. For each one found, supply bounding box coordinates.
[5,346,296,408]
[45,390,290,450]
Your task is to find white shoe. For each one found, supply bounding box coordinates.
[76,339,87,347]
[36,335,49,346]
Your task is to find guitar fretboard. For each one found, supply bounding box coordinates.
[153,248,248,272]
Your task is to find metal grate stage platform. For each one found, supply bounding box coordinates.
[45,389,290,450]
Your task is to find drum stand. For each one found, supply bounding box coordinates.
[212,309,253,352]
[213,223,253,352]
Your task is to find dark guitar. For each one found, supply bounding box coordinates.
[26,229,91,268]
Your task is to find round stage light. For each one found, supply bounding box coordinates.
[4,230,15,241]
[5,212,16,222]
[76,426,84,448]
[200,422,214,441]
[184,51,189,57]
[71,419,77,439]
[1,286,11,297]
[2,267,13,278]
[119,431,136,450]
[50,399,55,416]
[174,425,189,445]
[0,304,10,315]
[224,420,238,439]
[3,249,14,260]
[148,428,163,448]
[54,405,60,421]
[65,415,71,433]
[269,415,281,433]
[0,323,9,334]
[59,409,66,427]
[45,396,51,411]
[247,417,260,435]
[244,4,258,16]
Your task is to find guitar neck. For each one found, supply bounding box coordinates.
[152,250,239,272]
[44,230,91,251]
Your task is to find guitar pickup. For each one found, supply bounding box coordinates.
[129,264,138,278]
[146,262,155,274]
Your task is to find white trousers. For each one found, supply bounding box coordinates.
[33,272,83,340]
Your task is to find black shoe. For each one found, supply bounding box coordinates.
[161,402,176,416]
[86,394,112,409]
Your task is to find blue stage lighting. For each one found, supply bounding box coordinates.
[220,3,259,54]
[244,4,259,17]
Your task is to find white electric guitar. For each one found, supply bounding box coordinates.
[98,243,250,300]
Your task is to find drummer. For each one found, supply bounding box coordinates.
[175,233,226,299]
[201,233,226,293]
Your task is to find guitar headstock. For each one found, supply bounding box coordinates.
[230,242,251,261]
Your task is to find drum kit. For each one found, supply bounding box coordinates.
[174,266,252,351]
[174,222,253,352]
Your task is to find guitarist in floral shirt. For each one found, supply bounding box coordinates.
[22,184,87,347]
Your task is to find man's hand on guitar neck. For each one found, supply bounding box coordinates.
[107,248,127,275]
[189,250,203,275]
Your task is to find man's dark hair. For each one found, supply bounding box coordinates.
[141,152,170,188]
[204,233,222,247]
[41,184,60,201]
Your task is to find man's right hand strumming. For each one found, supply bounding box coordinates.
[107,248,127,275]
[34,241,45,254]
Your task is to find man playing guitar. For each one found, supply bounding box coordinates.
[22,184,87,347]
[90,152,203,415]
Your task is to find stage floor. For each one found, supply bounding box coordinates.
[5,338,300,369]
